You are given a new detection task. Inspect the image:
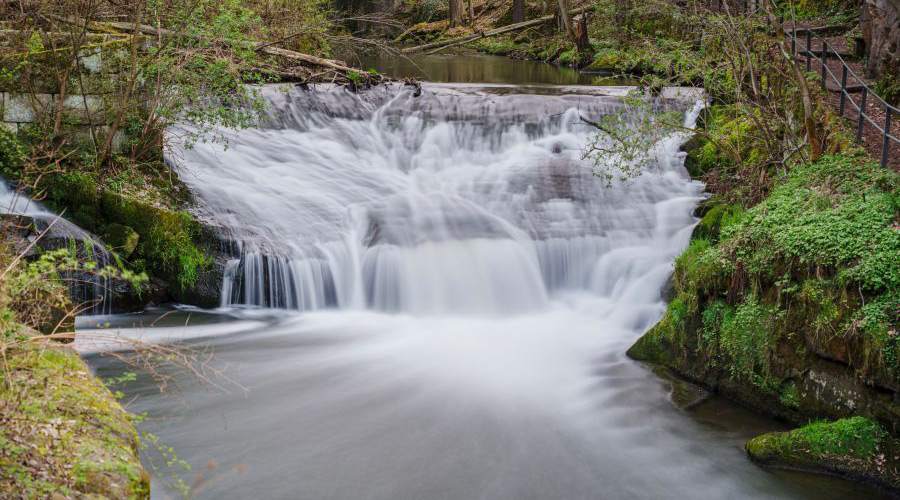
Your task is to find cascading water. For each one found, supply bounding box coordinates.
[0,181,113,314]
[90,80,885,499]
[171,84,704,316]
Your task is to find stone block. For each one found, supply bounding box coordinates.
[62,94,107,125]
[3,92,54,122]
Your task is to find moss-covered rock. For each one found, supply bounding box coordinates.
[629,155,900,433]
[101,191,210,296]
[0,335,150,499]
[102,223,140,258]
[746,417,900,492]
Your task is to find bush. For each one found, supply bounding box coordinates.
[0,124,25,177]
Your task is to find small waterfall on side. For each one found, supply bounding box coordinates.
[169,83,704,316]
[0,181,114,315]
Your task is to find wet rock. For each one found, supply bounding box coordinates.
[659,273,676,303]
[746,417,900,493]
[102,222,139,258]
[650,365,710,410]
[170,252,226,308]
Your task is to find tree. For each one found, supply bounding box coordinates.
[557,0,577,44]
[449,0,464,27]
[512,0,526,23]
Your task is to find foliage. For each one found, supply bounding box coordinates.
[582,89,685,186]
[653,155,899,385]
[101,192,209,292]
[874,73,900,107]
[0,124,25,177]
[718,295,778,380]
[720,155,899,293]
[785,417,887,459]
[0,239,150,497]
[0,344,150,499]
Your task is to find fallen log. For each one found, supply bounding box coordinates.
[54,17,370,80]
[403,6,588,54]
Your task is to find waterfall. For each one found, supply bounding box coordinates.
[0,181,113,315]
[169,83,704,315]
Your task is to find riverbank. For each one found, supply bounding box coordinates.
[0,332,149,499]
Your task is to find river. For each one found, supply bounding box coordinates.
[81,55,888,499]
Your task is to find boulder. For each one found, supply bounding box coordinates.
[746,417,900,493]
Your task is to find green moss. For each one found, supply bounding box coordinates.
[471,39,517,56]
[746,417,897,485]
[585,48,624,71]
[0,337,149,499]
[101,192,209,292]
[630,154,899,426]
[779,382,801,409]
[718,296,779,380]
[42,171,99,207]
[693,203,744,242]
[102,223,140,258]
[556,47,578,66]
[792,417,887,458]
[724,156,900,293]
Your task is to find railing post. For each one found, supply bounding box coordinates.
[857,88,868,141]
[821,43,828,89]
[882,109,893,167]
[806,31,812,72]
[839,65,848,116]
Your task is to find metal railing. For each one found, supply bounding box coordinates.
[719,1,899,167]
[787,26,897,167]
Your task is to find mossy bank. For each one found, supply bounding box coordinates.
[628,151,899,487]
[1,122,227,309]
[0,334,150,499]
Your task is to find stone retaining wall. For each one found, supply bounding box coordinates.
[0,30,142,150]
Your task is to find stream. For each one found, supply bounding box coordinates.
[81,56,888,499]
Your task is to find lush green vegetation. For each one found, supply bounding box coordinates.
[0,232,151,498]
[635,154,898,387]
[746,417,898,490]
[0,341,150,499]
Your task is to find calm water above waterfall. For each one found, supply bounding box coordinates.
[84,60,886,499]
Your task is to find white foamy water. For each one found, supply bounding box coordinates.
[1,180,113,313]
[171,84,703,315]
[87,83,881,499]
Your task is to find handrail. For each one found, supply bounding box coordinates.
[739,1,897,167]
[790,26,897,167]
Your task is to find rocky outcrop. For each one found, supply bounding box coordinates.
[861,0,900,79]
[629,155,899,438]
[746,417,900,493]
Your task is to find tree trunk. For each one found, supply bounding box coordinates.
[557,0,577,44]
[861,0,900,80]
[99,1,145,165]
[467,0,475,25]
[762,1,821,163]
[576,11,590,53]
[512,0,526,23]
[615,0,629,32]
[449,0,464,27]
